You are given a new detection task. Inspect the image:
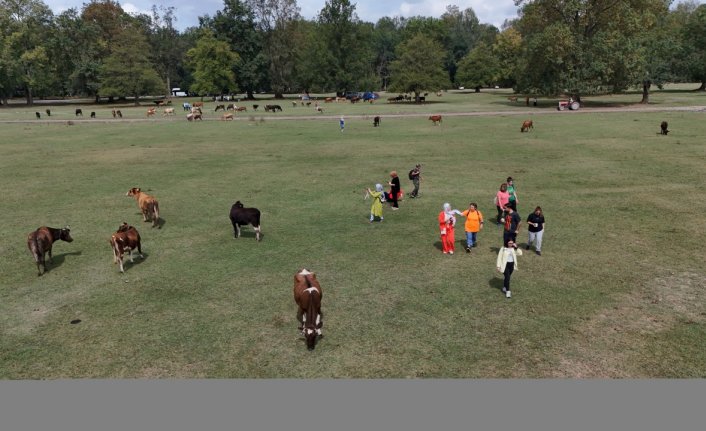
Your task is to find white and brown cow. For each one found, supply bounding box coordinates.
[109,222,143,273]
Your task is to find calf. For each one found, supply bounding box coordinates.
[429,115,442,125]
[163,107,175,116]
[229,201,261,241]
[27,226,73,276]
[265,104,282,112]
[126,187,160,228]
[110,222,143,273]
[660,121,669,135]
[373,116,380,127]
[520,119,533,132]
[75,108,83,116]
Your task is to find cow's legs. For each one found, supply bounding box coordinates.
[255,225,261,241]
[235,224,241,238]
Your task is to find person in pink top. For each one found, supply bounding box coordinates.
[494,183,510,224]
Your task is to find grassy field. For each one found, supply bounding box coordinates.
[1,86,705,378]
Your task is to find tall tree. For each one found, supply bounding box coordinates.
[682,4,706,90]
[185,29,239,98]
[371,17,403,90]
[456,42,501,91]
[515,0,668,101]
[1,0,54,104]
[98,24,163,104]
[388,34,450,101]
[204,0,267,99]
[441,6,498,85]
[147,6,188,98]
[247,0,300,98]
[317,0,373,93]
[492,26,522,88]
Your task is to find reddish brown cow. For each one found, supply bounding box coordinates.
[521,120,534,132]
[110,222,143,273]
[27,226,73,276]
[126,187,160,228]
[429,115,442,125]
[193,101,204,108]
[293,268,323,351]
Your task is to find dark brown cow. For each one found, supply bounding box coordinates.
[373,116,381,127]
[27,226,73,276]
[293,268,323,351]
[110,222,143,273]
[660,121,669,135]
[126,187,160,228]
[521,120,533,132]
[75,108,83,116]
[429,115,442,125]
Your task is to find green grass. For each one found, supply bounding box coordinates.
[1,87,705,378]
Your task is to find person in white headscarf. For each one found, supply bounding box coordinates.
[366,183,385,223]
[438,202,463,254]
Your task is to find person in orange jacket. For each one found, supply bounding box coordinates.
[438,202,463,254]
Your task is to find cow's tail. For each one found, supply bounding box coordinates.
[29,231,43,274]
[151,200,160,227]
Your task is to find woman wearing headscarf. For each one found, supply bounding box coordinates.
[438,203,463,254]
[366,184,385,223]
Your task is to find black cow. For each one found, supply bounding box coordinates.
[46,109,51,116]
[75,108,83,117]
[90,112,96,118]
[660,121,669,135]
[373,116,381,127]
[229,201,262,241]
[35,112,41,119]
[265,104,282,112]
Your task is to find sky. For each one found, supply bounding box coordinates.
[42,0,521,31]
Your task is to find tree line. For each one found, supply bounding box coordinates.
[1,0,704,106]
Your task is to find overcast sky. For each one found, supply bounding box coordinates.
[42,1,521,30]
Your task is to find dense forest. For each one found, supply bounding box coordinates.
[1,0,705,105]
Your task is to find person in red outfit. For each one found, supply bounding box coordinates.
[438,203,462,254]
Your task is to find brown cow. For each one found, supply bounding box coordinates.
[235,106,247,112]
[163,108,175,116]
[110,222,143,273]
[429,115,442,125]
[27,226,74,276]
[146,108,156,117]
[126,187,160,228]
[521,120,534,132]
[293,268,323,351]
[221,112,234,120]
[193,101,204,108]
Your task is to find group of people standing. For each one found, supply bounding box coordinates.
[366,169,546,299]
[438,176,546,299]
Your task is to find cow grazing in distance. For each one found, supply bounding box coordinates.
[265,104,282,112]
[429,115,442,125]
[27,226,73,276]
[126,187,160,228]
[520,120,534,132]
[316,106,323,113]
[293,268,323,351]
[75,108,83,117]
[109,222,143,273]
[235,106,247,112]
[252,104,259,111]
[193,101,204,109]
[112,109,117,118]
[215,104,226,112]
[35,112,41,119]
[90,112,96,118]
[146,108,156,117]
[373,116,381,127]
[229,201,261,241]
[221,112,234,120]
[163,108,175,116]
[116,110,122,118]
[46,109,51,116]
[660,121,669,135]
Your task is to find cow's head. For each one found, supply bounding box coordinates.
[234,201,244,208]
[126,187,141,197]
[117,222,130,232]
[60,226,74,242]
